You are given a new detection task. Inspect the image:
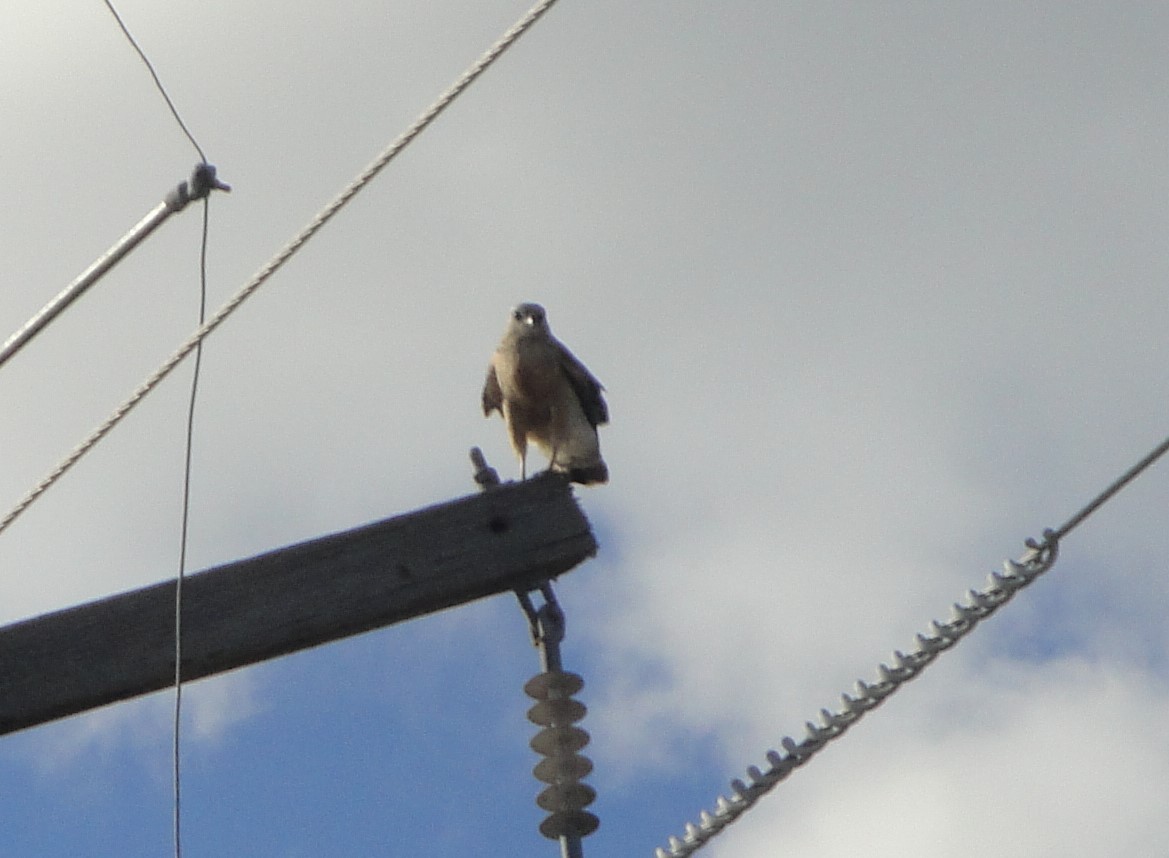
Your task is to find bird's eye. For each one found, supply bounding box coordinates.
[513,309,523,321]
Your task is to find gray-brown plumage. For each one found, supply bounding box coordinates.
[482,303,609,485]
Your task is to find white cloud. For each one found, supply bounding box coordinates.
[706,657,1169,857]
[3,3,1169,855]
[8,669,265,777]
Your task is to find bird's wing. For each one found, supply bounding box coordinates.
[482,362,503,416]
[555,339,608,426]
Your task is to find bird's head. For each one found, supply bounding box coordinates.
[509,302,549,335]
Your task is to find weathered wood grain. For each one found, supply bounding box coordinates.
[0,473,596,736]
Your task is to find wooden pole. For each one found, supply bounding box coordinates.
[0,473,595,736]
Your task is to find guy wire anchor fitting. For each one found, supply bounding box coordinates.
[166,162,232,211]
[0,162,230,371]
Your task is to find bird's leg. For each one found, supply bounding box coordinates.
[547,404,561,474]
[506,407,528,481]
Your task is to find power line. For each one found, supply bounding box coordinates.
[654,538,1059,856]
[102,0,206,163]
[0,0,564,541]
[8,2,565,837]
[654,429,1169,855]
[1049,433,1169,543]
[171,198,208,858]
[99,4,213,857]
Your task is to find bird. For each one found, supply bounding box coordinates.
[482,303,609,485]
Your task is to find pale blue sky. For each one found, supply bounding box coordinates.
[3,3,1169,856]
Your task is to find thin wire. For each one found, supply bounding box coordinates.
[171,199,208,858]
[0,0,562,541]
[100,4,209,856]
[655,428,1169,855]
[653,539,1062,856]
[102,0,206,163]
[1049,432,1169,542]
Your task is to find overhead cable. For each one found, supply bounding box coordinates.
[0,0,563,539]
[654,535,1059,856]
[0,166,226,372]
[102,0,206,162]
[100,4,215,855]
[656,427,1169,856]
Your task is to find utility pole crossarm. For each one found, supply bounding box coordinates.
[0,473,596,736]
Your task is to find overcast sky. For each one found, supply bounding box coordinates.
[3,2,1169,856]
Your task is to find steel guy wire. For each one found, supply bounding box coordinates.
[0,169,225,372]
[1047,432,1169,543]
[0,2,212,370]
[0,0,563,541]
[654,535,1061,857]
[654,423,1169,857]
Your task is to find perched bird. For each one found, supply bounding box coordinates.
[482,303,609,484]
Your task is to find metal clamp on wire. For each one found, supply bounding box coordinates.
[0,164,231,372]
[165,163,231,212]
[1023,527,1060,569]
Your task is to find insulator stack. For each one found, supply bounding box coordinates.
[524,670,600,841]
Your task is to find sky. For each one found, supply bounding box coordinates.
[2,2,1169,856]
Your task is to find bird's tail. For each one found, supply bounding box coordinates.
[566,462,608,485]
